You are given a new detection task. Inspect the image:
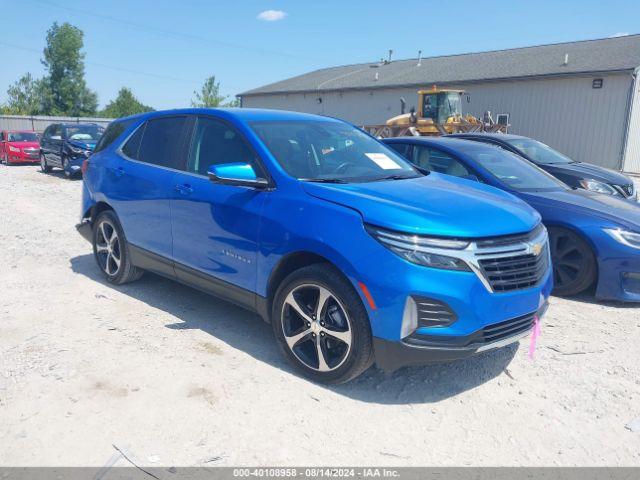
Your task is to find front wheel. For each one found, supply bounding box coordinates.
[549,226,597,296]
[92,210,144,285]
[272,264,374,384]
[40,154,52,173]
[2,153,11,165]
[62,157,72,178]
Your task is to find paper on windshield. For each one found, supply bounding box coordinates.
[365,153,402,170]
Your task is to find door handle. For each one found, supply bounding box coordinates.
[114,167,125,177]
[175,184,194,195]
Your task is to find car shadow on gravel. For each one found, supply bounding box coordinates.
[71,253,517,404]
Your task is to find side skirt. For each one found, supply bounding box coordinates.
[128,244,270,322]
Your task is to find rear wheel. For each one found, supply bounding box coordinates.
[272,264,373,384]
[92,210,144,285]
[40,154,52,173]
[549,226,596,296]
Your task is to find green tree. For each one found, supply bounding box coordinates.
[3,73,45,115]
[40,22,98,116]
[191,76,238,108]
[100,87,154,118]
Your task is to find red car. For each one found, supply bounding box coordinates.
[0,130,40,165]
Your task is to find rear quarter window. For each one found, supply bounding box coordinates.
[94,121,132,153]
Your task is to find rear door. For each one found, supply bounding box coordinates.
[108,115,189,274]
[170,114,268,295]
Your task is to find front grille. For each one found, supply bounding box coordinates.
[23,148,39,158]
[413,296,457,327]
[478,245,549,292]
[482,312,536,343]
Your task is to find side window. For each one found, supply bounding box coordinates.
[137,116,187,169]
[412,146,471,177]
[387,142,412,159]
[50,125,62,140]
[187,116,263,177]
[94,121,130,153]
[121,123,145,160]
[0,132,4,141]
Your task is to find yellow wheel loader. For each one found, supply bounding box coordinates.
[362,87,508,137]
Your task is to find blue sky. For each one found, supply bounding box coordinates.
[0,0,638,110]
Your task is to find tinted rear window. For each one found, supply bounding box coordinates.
[137,116,187,169]
[94,121,131,153]
[122,124,145,160]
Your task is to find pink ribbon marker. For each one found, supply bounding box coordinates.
[528,315,541,360]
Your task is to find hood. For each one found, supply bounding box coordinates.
[302,173,540,238]
[68,139,97,150]
[544,162,632,186]
[6,141,39,149]
[522,188,640,230]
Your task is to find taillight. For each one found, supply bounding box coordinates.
[81,159,90,175]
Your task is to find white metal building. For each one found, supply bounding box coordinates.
[239,35,640,173]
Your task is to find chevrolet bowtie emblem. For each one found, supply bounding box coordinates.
[531,243,543,256]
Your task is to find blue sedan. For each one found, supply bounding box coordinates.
[383,137,640,302]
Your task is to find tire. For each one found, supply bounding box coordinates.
[3,153,11,166]
[272,264,374,384]
[62,156,72,178]
[549,226,597,296]
[92,210,144,285]
[40,154,52,173]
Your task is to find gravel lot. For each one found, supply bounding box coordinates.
[1,164,639,467]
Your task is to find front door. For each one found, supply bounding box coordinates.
[170,115,268,295]
[42,124,63,166]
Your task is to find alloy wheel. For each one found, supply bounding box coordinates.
[40,155,47,172]
[95,220,122,276]
[281,284,352,372]
[63,158,71,177]
[550,231,585,288]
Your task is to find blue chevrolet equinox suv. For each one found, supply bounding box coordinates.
[77,108,552,383]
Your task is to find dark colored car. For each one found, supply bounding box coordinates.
[448,133,637,201]
[0,130,40,165]
[384,137,640,302]
[40,123,104,178]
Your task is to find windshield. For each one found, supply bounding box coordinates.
[7,132,38,142]
[249,120,420,183]
[506,138,574,165]
[422,92,461,124]
[465,147,568,192]
[65,125,104,142]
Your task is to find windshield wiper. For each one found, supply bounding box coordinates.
[302,178,349,184]
[371,174,419,182]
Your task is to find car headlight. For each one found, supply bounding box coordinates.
[604,228,640,249]
[366,225,471,271]
[69,145,88,155]
[580,179,618,195]
[8,145,20,153]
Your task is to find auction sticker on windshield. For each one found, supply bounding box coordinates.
[365,153,402,170]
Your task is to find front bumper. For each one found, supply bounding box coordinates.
[374,302,548,372]
[6,152,39,163]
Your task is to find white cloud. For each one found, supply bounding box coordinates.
[257,10,287,21]
[610,32,630,37]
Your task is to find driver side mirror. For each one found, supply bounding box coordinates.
[207,162,269,189]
